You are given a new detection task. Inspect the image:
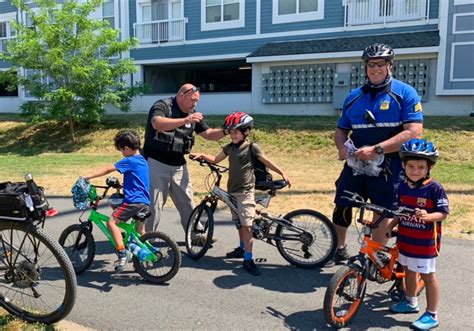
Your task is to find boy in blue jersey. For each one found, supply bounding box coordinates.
[390,139,449,330]
[331,43,424,264]
[84,130,150,272]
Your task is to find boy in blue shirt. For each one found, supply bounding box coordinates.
[390,139,449,330]
[84,130,150,272]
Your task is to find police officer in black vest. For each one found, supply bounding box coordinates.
[143,84,226,235]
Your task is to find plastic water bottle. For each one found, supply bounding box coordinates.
[128,243,149,261]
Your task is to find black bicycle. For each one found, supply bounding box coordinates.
[0,174,77,324]
[185,158,337,268]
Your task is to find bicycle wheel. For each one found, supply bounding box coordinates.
[58,223,96,274]
[390,270,426,302]
[184,204,214,260]
[134,231,181,284]
[0,221,77,324]
[324,265,366,328]
[275,209,337,268]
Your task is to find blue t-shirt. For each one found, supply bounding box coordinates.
[114,155,150,205]
[337,79,423,149]
[396,179,449,258]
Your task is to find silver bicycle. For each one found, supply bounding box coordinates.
[185,158,337,268]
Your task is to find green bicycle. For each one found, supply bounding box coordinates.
[59,177,181,284]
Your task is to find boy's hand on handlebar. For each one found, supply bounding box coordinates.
[189,153,204,161]
[415,208,429,221]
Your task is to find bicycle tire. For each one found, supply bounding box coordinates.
[184,204,214,260]
[0,221,77,324]
[275,209,337,268]
[133,231,181,284]
[58,223,96,274]
[324,265,366,328]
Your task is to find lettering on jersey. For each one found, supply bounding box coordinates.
[400,214,426,230]
[414,102,422,112]
[380,101,390,111]
[417,198,427,208]
[437,197,449,207]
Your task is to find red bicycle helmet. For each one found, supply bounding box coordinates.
[223,112,254,131]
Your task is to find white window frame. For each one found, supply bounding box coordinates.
[272,0,324,24]
[201,0,245,31]
[102,0,118,29]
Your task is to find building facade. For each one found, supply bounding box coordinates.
[1,0,473,115]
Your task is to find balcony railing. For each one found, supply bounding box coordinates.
[344,0,429,27]
[134,18,187,45]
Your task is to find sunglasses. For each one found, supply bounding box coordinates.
[366,61,388,68]
[183,86,200,94]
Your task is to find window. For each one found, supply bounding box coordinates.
[0,17,16,53]
[201,0,245,31]
[273,0,324,24]
[102,0,115,28]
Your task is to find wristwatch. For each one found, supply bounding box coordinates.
[375,144,384,155]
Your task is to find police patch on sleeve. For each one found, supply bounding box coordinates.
[414,102,422,112]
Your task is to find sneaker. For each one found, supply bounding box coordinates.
[411,311,439,330]
[191,235,217,247]
[390,299,420,314]
[326,245,351,267]
[225,247,245,259]
[114,249,131,273]
[242,259,261,276]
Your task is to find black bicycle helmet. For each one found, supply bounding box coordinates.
[223,111,254,131]
[362,43,395,61]
[400,139,439,164]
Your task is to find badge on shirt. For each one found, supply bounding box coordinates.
[417,198,427,208]
[414,102,422,112]
[380,101,390,111]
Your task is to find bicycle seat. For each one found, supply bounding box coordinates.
[255,180,287,191]
[134,206,152,221]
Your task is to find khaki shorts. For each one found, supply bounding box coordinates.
[230,190,256,227]
[399,253,436,274]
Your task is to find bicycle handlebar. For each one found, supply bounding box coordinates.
[342,190,415,218]
[189,156,229,173]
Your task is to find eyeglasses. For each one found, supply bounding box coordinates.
[366,61,388,68]
[182,86,200,95]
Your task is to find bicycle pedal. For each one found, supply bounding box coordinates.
[255,258,267,263]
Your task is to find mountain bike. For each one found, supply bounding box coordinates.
[185,158,337,268]
[323,191,425,328]
[0,174,77,324]
[59,177,181,284]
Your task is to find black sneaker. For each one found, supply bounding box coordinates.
[242,259,261,276]
[225,247,245,258]
[326,245,351,267]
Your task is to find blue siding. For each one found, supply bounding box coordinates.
[130,24,439,62]
[261,1,343,34]
[186,0,256,40]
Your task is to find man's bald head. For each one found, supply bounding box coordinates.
[176,83,200,113]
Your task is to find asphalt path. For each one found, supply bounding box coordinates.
[41,197,473,330]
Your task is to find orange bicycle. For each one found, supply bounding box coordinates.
[323,191,424,328]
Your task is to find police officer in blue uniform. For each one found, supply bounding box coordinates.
[331,43,424,264]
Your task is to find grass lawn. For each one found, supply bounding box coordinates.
[1,114,473,239]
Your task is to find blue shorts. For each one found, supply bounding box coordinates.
[334,157,403,209]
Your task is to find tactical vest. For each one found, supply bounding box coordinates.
[146,98,196,157]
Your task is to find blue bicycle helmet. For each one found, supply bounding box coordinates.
[400,139,439,164]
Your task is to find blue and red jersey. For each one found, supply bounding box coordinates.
[396,179,449,259]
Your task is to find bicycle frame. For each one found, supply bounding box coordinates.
[77,185,157,262]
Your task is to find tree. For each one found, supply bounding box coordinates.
[0,0,146,142]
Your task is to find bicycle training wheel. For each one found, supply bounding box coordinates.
[324,265,366,328]
[275,209,337,268]
[134,231,182,284]
[59,223,96,274]
[0,221,77,324]
[184,204,214,260]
